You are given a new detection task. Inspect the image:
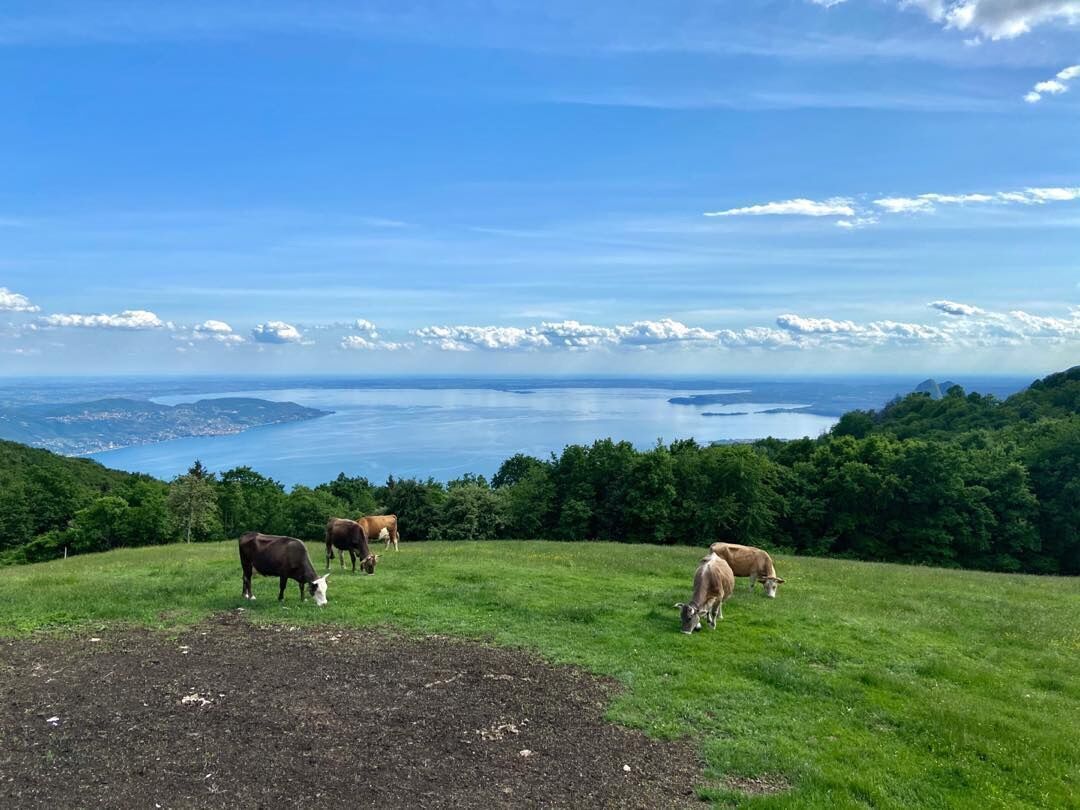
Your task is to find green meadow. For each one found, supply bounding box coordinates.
[2,540,1078,808]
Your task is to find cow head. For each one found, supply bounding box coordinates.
[309,574,329,606]
[360,554,380,575]
[674,602,702,635]
[761,576,784,598]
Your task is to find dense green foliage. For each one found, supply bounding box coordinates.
[3,367,1080,573]
[2,542,1077,808]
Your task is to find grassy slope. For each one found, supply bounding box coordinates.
[2,541,1077,808]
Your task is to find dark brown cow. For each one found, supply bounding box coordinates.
[357,514,400,551]
[239,531,329,605]
[325,518,378,574]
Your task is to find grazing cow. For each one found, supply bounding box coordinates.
[709,542,785,598]
[325,518,379,574]
[675,552,735,634]
[238,531,329,605]
[357,514,400,551]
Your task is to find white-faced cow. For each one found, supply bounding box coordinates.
[675,552,735,634]
[325,518,379,574]
[709,541,785,598]
[357,514,400,552]
[239,531,329,605]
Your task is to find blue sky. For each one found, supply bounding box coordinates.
[1,0,1078,376]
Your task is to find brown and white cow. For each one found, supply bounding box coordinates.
[675,553,735,634]
[357,514,400,552]
[708,542,785,598]
[239,531,329,605]
[325,518,378,574]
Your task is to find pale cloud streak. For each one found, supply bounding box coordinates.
[816,1,1080,40]
[704,198,856,218]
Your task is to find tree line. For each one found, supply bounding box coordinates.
[2,366,1078,574]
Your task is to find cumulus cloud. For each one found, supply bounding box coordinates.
[251,321,303,344]
[816,1,1080,40]
[704,198,855,218]
[39,309,167,330]
[0,287,39,313]
[354,319,379,335]
[191,319,244,344]
[357,304,1080,355]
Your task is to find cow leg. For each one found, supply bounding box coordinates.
[241,556,254,600]
[339,547,346,570]
[717,601,724,621]
[707,602,718,630]
[298,580,305,602]
[349,550,356,573]
[326,543,333,572]
[748,573,757,593]
[278,576,287,601]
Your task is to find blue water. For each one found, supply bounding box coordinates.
[88,385,834,486]
[80,376,1029,486]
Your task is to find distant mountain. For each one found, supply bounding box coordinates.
[914,379,959,400]
[0,397,331,455]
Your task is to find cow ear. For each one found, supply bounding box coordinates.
[776,577,785,583]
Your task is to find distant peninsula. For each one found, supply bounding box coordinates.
[0,397,331,455]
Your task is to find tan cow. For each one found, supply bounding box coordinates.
[357,514,400,551]
[675,553,735,634]
[709,542,785,598]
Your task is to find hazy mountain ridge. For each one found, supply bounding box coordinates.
[0,397,330,455]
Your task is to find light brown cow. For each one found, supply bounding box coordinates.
[357,514,400,551]
[709,542,785,598]
[675,553,735,634]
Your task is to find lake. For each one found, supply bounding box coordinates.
[83,376,1028,486]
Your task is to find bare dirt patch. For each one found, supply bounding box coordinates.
[0,613,701,808]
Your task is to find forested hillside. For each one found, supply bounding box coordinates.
[3,367,1079,574]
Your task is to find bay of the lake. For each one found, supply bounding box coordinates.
[89,385,837,486]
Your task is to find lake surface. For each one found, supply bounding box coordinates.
[90,385,835,486]
[78,376,1028,486]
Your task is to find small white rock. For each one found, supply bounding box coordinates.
[623,764,632,773]
[518,749,533,758]
[45,716,60,725]
[89,638,101,642]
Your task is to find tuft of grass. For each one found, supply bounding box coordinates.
[2,540,1078,808]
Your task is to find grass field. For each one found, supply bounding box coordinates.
[2,540,1078,808]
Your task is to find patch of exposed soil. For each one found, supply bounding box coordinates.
[0,613,701,808]
[723,774,791,796]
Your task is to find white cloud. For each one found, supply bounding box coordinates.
[412,325,552,351]
[874,196,936,214]
[1024,64,1080,104]
[340,335,406,351]
[704,197,855,218]
[0,287,39,312]
[1024,186,1080,201]
[354,319,379,335]
[381,305,1080,355]
[811,1,1079,40]
[192,319,244,344]
[777,314,861,334]
[40,309,167,330]
[251,321,303,344]
[1034,79,1067,94]
[929,300,985,316]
